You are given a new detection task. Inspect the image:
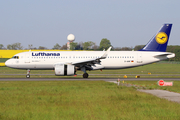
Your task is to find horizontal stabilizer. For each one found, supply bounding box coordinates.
[154,53,175,59]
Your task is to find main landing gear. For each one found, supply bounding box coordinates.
[83,73,89,78]
[81,67,89,78]
[26,69,30,78]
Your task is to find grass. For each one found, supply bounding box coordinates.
[0,58,8,62]
[0,81,180,120]
[0,62,180,119]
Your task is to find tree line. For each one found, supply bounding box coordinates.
[1,39,180,61]
[0,38,112,50]
[0,38,133,51]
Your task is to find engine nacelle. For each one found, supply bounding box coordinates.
[55,64,75,76]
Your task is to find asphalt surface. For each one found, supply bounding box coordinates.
[1,74,180,76]
[138,89,180,103]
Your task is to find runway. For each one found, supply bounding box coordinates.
[0,78,180,81]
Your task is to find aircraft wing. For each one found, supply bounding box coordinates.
[70,47,112,69]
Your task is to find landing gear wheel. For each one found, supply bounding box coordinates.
[26,74,30,78]
[26,69,30,78]
[83,73,89,78]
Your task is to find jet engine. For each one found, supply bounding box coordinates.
[55,64,75,76]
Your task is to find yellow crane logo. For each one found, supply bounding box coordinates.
[156,32,168,44]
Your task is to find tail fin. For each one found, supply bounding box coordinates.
[139,24,172,52]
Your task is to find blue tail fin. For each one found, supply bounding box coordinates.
[139,24,172,52]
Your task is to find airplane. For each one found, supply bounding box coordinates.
[5,24,175,78]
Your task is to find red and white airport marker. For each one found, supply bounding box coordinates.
[158,80,173,86]
[158,80,164,86]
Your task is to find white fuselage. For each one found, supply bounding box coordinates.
[5,51,175,70]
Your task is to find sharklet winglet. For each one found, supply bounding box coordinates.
[100,47,112,59]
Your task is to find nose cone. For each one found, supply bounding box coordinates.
[5,59,11,67]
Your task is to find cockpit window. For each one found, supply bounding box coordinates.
[12,56,19,59]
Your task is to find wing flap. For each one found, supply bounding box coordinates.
[71,58,97,65]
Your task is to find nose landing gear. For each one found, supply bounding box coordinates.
[26,69,30,78]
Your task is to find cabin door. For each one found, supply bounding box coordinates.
[24,52,30,63]
[137,53,143,63]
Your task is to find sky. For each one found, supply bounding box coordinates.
[0,0,180,49]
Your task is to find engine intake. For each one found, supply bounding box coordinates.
[55,64,75,76]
